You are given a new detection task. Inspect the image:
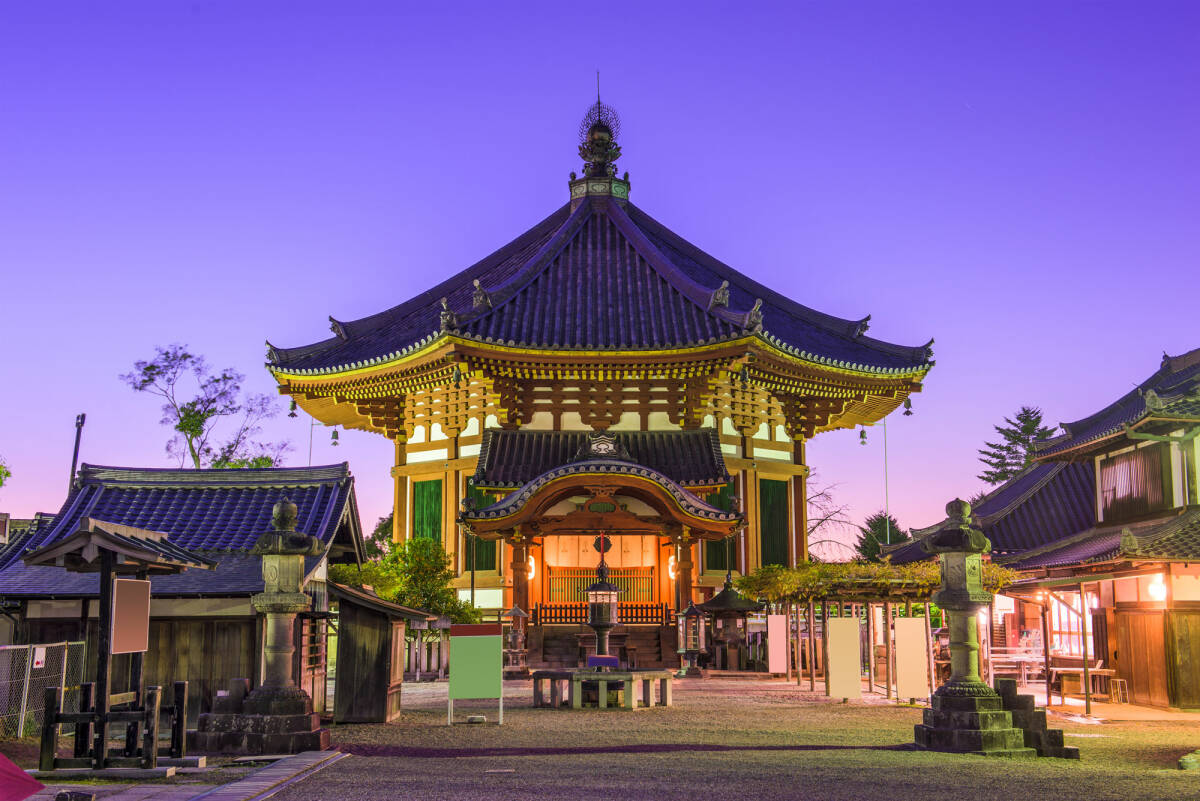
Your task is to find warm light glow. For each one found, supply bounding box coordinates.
[977,610,989,624]
[1148,575,1167,601]
[1088,594,1099,609]
[527,555,536,580]
[667,555,677,579]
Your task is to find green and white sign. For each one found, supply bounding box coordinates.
[447,623,504,725]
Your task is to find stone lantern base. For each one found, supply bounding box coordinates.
[189,679,330,755]
[914,687,1036,757]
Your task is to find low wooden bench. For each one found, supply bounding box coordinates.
[532,669,674,710]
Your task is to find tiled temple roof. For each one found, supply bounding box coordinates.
[0,463,362,598]
[886,462,1096,565]
[1000,508,1200,570]
[1035,347,1200,459]
[472,429,730,491]
[268,197,933,376]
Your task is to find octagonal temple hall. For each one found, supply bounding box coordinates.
[268,101,934,663]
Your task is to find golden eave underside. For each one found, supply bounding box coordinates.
[272,337,928,441]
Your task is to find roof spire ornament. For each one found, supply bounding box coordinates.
[578,94,622,178]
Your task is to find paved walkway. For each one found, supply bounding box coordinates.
[25,752,345,801]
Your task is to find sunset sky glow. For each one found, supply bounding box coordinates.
[2,2,1197,555]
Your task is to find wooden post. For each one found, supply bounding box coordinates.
[924,604,936,697]
[1079,583,1092,717]
[39,686,60,771]
[169,681,188,758]
[821,599,830,694]
[884,601,893,699]
[92,550,114,769]
[1040,600,1053,706]
[866,602,876,693]
[74,682,94,758]
[807,600,816,691]
[141,686,161,768]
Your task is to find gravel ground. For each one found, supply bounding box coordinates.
[272,678,1200,801]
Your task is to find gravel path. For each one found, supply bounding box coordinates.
[272,678,1200,801]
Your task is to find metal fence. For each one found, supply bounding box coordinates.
[0,641,86,738]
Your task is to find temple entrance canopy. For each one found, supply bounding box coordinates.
[461,431,743,622]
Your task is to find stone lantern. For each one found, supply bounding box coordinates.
[246,497,324,715]
[585,561,620,657]
[676,601,705,677]
[914,499,1032,756]
[192,497,329,753]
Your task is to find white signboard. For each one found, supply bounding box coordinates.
[111,578,152,655]
[825,617,862,700]
[894,617,932,700]
[766,614,788,674]
[32,647,46,669]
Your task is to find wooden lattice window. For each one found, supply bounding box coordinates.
[413,479,442,540]
[759,479,789,567]
[1100,443,1168,522]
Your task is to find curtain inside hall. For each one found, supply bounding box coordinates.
[759,478,789,567]
[413,479,442,540]
[705,482,737,572]
[465,485,497,570]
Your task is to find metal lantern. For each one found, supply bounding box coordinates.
[676,601,705,677]
[585,561,620,656]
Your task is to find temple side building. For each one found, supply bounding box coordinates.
[268,101,934,664]
[893,347,1200,708]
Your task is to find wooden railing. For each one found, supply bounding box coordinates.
[534,602,671,626]
[548,566,655,603]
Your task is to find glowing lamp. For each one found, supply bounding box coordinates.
[1148,576,1167,602]
[667,554,677,579]
[527,555,536,580]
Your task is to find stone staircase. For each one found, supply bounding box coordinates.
[993,678,1080,759]
[536,626,582,668]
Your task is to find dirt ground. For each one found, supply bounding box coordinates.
[270,678,1200,801]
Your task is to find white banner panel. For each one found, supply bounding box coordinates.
[825,617,861,699]
[766,614,787,674]
[894,617,932,700]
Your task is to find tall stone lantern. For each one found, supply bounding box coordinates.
[246,498,323,714]
[914,499,1032,756]
[192,497,329,753]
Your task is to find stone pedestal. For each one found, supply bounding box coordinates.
[190,679,330,754]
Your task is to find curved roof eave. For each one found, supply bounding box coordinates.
[268,197,935,377]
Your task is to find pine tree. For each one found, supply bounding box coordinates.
[855,512,909,562]
[977,406,1057,485]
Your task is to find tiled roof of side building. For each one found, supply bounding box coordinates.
[0,463,362,597]
[473,429,731,490]
[268,198,933,376]
[885,462,1096,565]
[999,509,1200,570]
[1035,347,1200,459]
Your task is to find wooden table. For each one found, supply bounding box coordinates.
[1051,667,1115,700]
[531,669,674,710]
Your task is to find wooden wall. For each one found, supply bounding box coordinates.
[1167,610,1200,709]
[28,616,258,722]
[334,602,404,723]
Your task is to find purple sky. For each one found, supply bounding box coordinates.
[2,3,1197,556]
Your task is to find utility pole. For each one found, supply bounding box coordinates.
[68,413,86,493]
